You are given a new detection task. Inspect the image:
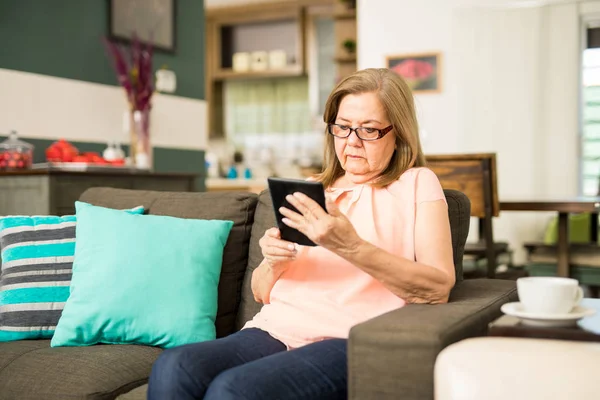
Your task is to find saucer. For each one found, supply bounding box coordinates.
[501,302,596,328]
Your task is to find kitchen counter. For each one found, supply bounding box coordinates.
[0,169,198,216]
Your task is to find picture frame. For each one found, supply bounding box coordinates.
[386,52,442,93]
[108,0,177,53]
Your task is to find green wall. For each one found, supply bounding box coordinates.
[0,1,206,189]
[0,0,205,100]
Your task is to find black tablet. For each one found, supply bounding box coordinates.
[267,177,327,247]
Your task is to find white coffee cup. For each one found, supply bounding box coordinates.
[517,277,583,315]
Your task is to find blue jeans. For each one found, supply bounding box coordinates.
[147,328,348,400]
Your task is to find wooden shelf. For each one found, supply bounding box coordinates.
[213,66,304,81]
[333,1,357,82]
[334,54,357,63]
[333,9,356,20]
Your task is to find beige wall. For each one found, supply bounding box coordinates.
[358,0,591,263]
[0,69,207,150]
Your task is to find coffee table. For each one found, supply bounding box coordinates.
[488,298,600,342]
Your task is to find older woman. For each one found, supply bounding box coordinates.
[148,68,455,400]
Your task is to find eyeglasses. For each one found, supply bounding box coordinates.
[327,124,394,141]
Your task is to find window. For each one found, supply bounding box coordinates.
[581,27,600,196]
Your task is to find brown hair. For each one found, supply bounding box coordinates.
[315,68,426,188]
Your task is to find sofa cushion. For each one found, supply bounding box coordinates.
[116,384,148,400]
[443,189,471,282]
[236,190,274,330]
[0,207,144,342]
[0,340,161,400]
[0,339,50,371]
[79,187,258,338]
[51,202,233,349]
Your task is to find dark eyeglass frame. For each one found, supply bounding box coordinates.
[327,123,394,141]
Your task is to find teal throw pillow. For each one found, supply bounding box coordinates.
[50,202,233,349]
[0,206,144,342]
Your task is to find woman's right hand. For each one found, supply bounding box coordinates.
[259,227,297,272]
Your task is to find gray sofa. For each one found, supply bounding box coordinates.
[0,187,517,400]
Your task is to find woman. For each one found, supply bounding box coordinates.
[147,68,455,400]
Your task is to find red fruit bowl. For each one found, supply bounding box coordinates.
[45,139,79,163]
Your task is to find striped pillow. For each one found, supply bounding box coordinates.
[0,206,144,342]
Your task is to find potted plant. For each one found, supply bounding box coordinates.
[343,39,356,54]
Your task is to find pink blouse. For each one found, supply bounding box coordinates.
[243,167,446,349]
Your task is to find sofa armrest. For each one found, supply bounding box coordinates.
[348,279,517,400]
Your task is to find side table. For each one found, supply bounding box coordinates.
[488,298,600,342]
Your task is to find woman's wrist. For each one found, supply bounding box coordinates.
[266,261,289,282]
[335,236,370,261]
[251,260,287,304]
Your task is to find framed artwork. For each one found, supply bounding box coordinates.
[386,52,442,93]
[108,0,177,53]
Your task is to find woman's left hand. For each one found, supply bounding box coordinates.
[279,192,362,252]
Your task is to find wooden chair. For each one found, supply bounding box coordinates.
[425,153,510,278]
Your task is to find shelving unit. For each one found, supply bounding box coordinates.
[213,66,304,81]
[333,1,357,82]
[334,55,357,63]
[333,8,356,20]
[206,2,311,139]
[204,0,357,140]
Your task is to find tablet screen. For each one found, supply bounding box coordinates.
[267,177,327,247]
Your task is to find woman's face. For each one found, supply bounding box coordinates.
[334,92,397,184]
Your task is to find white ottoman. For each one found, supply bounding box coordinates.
[434,337,600,400]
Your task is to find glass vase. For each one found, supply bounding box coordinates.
[0,130,34,170]
[129,108,152,169]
